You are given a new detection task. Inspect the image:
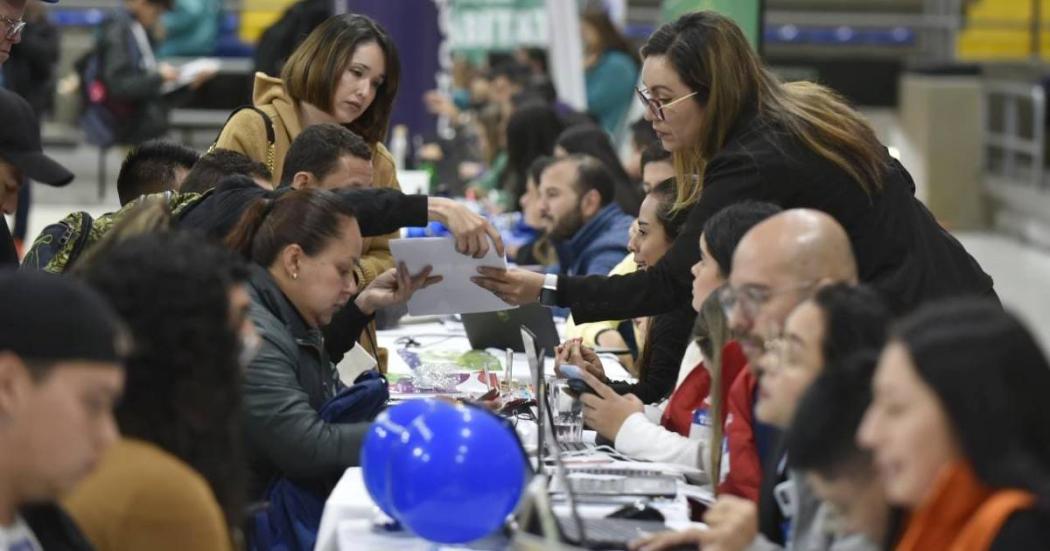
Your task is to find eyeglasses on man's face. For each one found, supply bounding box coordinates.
[1,14,25,40]
[717,281,817,321]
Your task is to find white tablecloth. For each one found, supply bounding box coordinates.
[316,462,704,551]
[316,317,651,550]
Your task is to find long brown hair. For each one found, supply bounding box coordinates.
[695,290,730,488]
[282,14,401,145]
[581,9,639,64]
[224,188,357,267]
[641,11,889,211]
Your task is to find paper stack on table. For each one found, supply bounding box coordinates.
[389,237,513,316]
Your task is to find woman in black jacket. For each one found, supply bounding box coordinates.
[474,11,994,318]
[224,188,438,494]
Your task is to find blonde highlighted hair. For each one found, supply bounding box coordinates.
[694,289,731,488]
[641,11,889,212]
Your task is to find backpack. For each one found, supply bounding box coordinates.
[252,0,330,77]
[20,211,101,273]
[21,191,211,273]
[74,21,137,147]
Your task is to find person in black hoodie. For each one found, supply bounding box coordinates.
[0,271,129,551]
[473,11,995,318]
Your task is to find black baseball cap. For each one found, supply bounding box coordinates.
[0,270,128,363]
[0,89,74,187]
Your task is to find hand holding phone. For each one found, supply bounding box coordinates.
[558,364,597,395]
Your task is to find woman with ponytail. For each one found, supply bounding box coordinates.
[224,188,439,496]
[475,10,994,320]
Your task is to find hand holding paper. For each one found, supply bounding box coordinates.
[389,237,513,316]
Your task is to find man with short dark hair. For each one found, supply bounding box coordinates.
[0,89,74,266]
[538,154,633,278]
[178,148,273,194]
[115,140,200,205]
[279,123,374,190]
[0,271,128,550]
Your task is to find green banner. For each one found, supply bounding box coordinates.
[448,0,547,58]
[661,0,762,50]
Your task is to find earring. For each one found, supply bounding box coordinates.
[292,272,299,280]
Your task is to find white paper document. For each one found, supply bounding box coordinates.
[389,237,513,316]
[161,58,220,94]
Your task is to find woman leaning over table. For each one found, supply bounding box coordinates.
[473,10,994,319]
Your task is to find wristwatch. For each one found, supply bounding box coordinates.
[539,273,559,307]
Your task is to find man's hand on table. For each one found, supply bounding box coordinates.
[426,197,504,258]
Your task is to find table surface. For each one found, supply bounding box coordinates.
[316,318,704,550]
[364,317,634,386]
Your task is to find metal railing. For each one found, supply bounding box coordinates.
[981,81,1046,189]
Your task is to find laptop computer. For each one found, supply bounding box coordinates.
[464,303,560,356]
[518,328,671,550]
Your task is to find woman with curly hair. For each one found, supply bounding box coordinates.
[65,231,253,551]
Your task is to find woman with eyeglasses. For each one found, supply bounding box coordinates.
[473,10,994,324]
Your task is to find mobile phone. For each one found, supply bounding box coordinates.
[558,364,597,395]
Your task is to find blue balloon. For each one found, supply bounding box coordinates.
[387,403,528,543]
[360,400,441,517]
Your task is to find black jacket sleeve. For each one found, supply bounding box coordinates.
[100,19,165,101]
[324,300,375,364]
[558,148,767,322]
[988,509,1050,551]
[336,187,429,237]
[608,305,696,404]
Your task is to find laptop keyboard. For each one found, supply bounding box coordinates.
[560,440,594,452]
[557,517,667,550]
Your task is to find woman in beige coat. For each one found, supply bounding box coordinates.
[216,13,403,366]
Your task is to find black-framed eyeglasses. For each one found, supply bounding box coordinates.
[635,87,699,122]
[1,14,25,40]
